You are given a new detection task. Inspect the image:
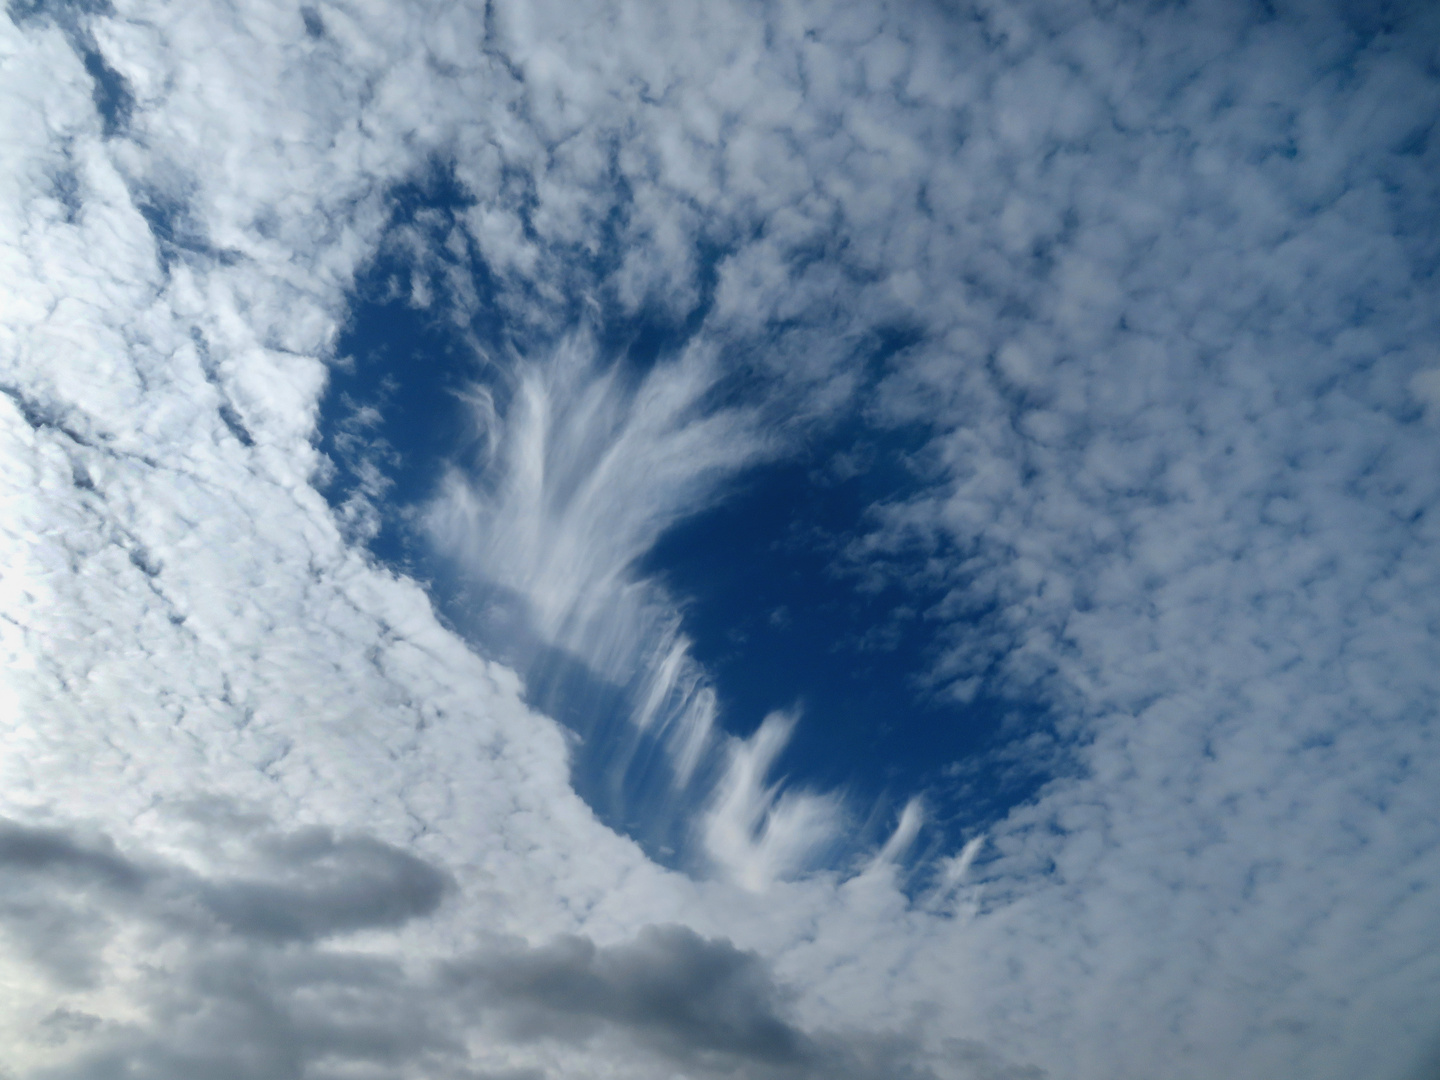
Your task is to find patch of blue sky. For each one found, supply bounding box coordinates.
[318,171,1057,873]
[638,429,1056,853]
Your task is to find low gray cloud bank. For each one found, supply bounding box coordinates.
[0,815,450,960]
[447,924,975,1079]
[0,816,454,1077]
[1,815,1007,1080]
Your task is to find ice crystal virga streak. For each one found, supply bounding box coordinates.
[422,331,851,882]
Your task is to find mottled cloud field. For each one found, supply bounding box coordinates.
[2,0,1438,1078]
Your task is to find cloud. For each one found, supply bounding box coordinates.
[451,926,811,1064]
[421,329,772,692]
[1411,367,1440,420]
[701,711,845,890]
[193,828,451,943]
[1,0,1438,1079]
[0,814,995,1080]
[0,815,450,955]
[448,923,962,1080]
[0,815,457,1076]
[36,951,456,1080]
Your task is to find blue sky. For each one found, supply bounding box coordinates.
[2,0,1439,1078]
[320,183,1051,869]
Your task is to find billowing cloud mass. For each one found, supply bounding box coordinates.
[2,0,1438,1078]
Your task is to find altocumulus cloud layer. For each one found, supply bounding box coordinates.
[1,0,1439,1078]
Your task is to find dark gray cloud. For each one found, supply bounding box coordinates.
[0,821,149,987]
[0,815,451,981]
[0,815,466,1078]
[42,950,451,1080]
[0,820,147,889]
[451,925,807,1061]
[3,816,1012,1080]
[197,827,450,942]
[448,924,957,1080]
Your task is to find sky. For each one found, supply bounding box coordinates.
[1,0,1438,1077]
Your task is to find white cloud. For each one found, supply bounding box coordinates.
[1411,367,1440,419]
[701,711,844,891]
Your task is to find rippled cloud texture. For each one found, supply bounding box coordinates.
[2,0,1439,1078]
